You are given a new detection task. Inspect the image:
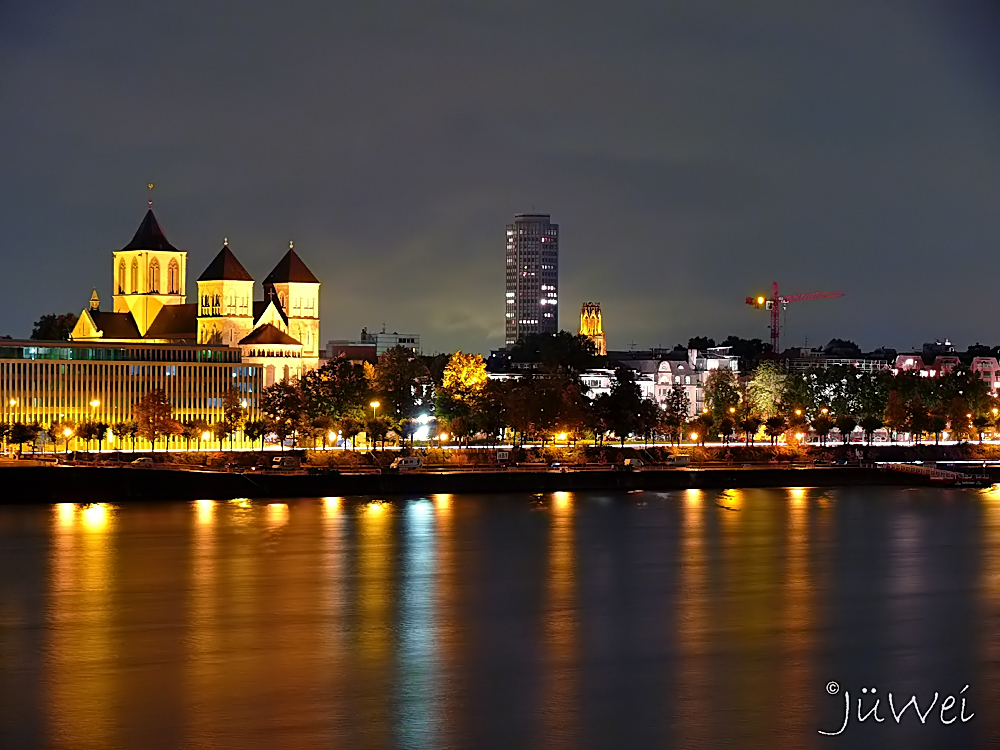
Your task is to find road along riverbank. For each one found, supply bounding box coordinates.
[0,464,980,503]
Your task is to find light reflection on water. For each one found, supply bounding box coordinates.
[0,490,992,748]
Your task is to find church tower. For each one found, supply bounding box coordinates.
[112,209,188,335]
[262,242,321,368]
[579,302,606,356]
[196,240,255,346]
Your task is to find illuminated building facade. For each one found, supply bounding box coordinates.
[71,209,322,385]
[505,213,558,346]
[325,327,421,364]
[0,339,261,428]
[579,302,606,356]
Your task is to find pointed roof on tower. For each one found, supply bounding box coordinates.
[263,242,319,284]
[120,209,179,252]
[198,240,254,282]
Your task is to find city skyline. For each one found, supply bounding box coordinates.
[3,2,1000,354]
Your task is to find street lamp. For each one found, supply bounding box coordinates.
[370,400,380,419]
[63,427,73,455]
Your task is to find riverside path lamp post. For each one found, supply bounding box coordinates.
[63,428,73,455]
[370,401,380,419]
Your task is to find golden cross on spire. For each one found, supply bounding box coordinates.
[147,183,154,208]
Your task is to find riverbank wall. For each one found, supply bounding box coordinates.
[0,464,974,503]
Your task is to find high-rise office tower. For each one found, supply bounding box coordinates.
[505,213,559,346]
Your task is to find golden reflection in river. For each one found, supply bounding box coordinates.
[47,503,116,750]
[184,499,218,745]
[776,487,814,740]
[266,502,289,528]
[676,489,709,740]
[323,496,342,518]
[719,489,783,743]
[358,499,394,747]
[979,487,1000,740]
[542,491,577,748]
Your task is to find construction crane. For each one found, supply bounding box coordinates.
[745,282,844,354]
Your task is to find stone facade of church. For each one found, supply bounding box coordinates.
[71,208,321,386]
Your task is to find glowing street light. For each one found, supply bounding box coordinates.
[795,409,802,417]
[690,432,698,441]
[89,399,100,408]
[62,427,73,454]
[370,400,380,419]
[201,431,211,441]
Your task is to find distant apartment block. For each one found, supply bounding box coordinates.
[326,327,420,364]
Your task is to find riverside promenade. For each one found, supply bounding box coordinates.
[0,463,960,503]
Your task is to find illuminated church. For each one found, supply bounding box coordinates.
[71,208,321,385]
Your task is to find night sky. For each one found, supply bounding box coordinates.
[3,1,1000,355]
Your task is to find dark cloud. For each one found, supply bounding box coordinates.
[2,0,1000,353]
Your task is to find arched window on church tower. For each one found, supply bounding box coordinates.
[118,261,126,294]
[131,258,139,293]
[148,258,160,293]
[167,259,180,294]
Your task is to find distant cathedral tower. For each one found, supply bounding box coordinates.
[579,302,606,356]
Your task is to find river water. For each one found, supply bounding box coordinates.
[0,488,998,749]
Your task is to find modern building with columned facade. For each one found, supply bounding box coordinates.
[0,339,261,429]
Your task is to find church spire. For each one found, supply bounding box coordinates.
[90,289,100,311]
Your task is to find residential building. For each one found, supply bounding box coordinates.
[505,213,558,346]
[580,347,741,417]
[894,352,1000,392]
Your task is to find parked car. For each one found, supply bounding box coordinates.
[389,457,423,472]
[663,456,690,467]
[270,456,302,471]
[130,457,153,467]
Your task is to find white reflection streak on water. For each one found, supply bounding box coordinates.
[889,508,924,678]
[395,499,439,749]
[48,503,115,750]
